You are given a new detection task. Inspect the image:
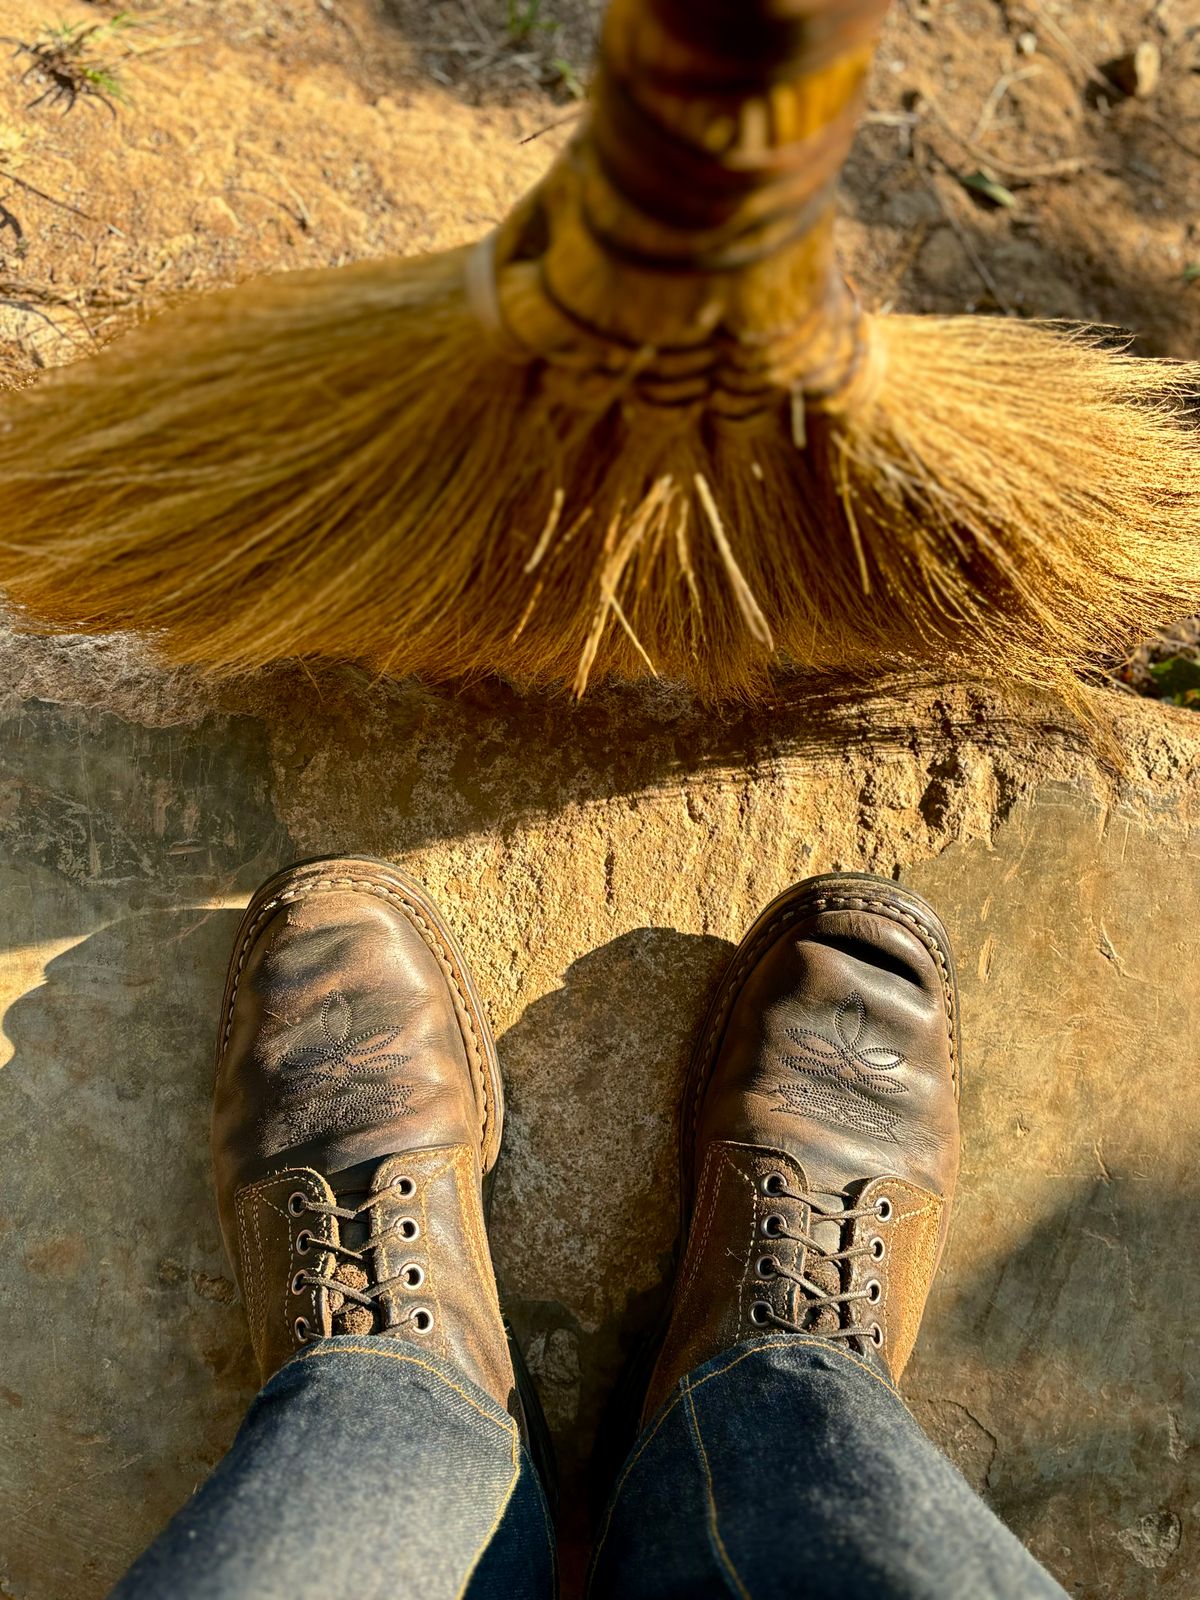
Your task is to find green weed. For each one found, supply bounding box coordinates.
[7,12,138,114]
[506,0,550,45]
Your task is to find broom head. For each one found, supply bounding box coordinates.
[1,0,1198,703]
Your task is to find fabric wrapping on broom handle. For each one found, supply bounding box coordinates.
[487,0,894,408]
[586,0,893,273]
[649,0,893,80]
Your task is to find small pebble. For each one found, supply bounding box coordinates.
[1102,41,1161,99]
[1016,31,1038,56]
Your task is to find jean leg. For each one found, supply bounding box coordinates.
[112,1337,554,1600]
[590,1335,1066,1600]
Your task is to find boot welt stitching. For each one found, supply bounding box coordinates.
[690,891,958,1153]
[220,873,494,1144]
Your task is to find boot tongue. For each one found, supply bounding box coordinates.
[325,1158,387,1337]
[802,1190,849,1337]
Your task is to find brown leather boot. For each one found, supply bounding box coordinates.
[211,857,537,1438]
[640,873,961,1423]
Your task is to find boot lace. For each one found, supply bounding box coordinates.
[287,1177,432,1341]
[748,1173,892,1350]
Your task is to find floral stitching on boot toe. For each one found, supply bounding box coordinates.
[274,991,415,1142]
[776,992,907,1141]
[281,992,411,1081]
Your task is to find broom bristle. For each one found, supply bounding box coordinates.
[0,256,1197,703]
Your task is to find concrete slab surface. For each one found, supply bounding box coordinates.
[1,642,1198,1597]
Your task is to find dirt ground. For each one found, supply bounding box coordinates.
[2,0,1198,373]
[2,2,1200,1596]
[2,0,1198,681]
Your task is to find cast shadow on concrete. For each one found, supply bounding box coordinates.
[247,663,1093,856]
[491,926,734,1479]
[924,1177,1199,1589]
[2,642,1103,867]
[0,907,260,1600]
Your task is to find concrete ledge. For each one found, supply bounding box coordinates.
[1,634,1197,1596]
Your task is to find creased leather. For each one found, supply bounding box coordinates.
[213,861,517,1413]
[646,882,960,1423]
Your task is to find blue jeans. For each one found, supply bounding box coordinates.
[113,1334,1065,1599]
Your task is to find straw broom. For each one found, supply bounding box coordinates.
[0,0,1198,701]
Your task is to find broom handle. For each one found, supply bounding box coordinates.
[588,0,893,272]
[646,0,892,78]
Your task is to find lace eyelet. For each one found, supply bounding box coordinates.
[287,1192,308,1217]
[291,1272,307,1296]
[760,1173,788,1197]
[867,1279,882,1304]
[869,1322,884,1348]
[755,1255,778,1280]
[869,1235,885,1261]
[294,1316,313,1342]
[403,1264,425,1289]
[391,1175,416,1199]
[410,1307,434,1334]
[875,1197,893,1222]
[749,1301,772,1327]
[397,1218,420,1242]
[761,1214,787,1238]
[296,1230,313,1255]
